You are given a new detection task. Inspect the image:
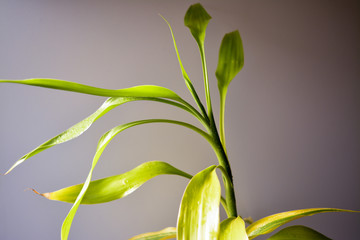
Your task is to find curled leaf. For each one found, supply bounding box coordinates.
[184,3,211,45]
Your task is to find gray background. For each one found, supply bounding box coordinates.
[1,0,359,239]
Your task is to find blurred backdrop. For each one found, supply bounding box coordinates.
[1,0,359,239]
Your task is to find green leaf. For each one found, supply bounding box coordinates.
[219,217,249,240]
[266,225,331,240]
[184,3,211,45]
[216,30,244,91]
[0,78,181,100]
[4,94,203,175]
[5,97,142,174]
[177,165,221,240]
[60,118,212,240]
[246,208,358,239]
[184,4,213,116]
[160,15,207,118]
[216,30,244,153]
[129,227,176,240]
[35,161,191,204]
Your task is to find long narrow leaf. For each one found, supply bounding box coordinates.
[129,227,176,240]
[5,97,134,174]
[5,95,201,175]
[0,78,181,100]
[266,225,331,240]
[35,161,191,204]
[160,16,207,119]
[219,217,248,240]
[61,119,212,240]
[177,165,221,240]
[246,208,358,239]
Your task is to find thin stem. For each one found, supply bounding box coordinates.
[198,43,213,118]
[219,89,228,153]
[209,119,238,218]
[220,196,230,217]
[196,40,238,218]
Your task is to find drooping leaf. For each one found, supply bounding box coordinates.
[4,97,135,174]
[266,225,331,240]
[129,227,176,240]
[184,3,211,45]
[219,217,249,240]
[4,93,201,175]
[35,161,191,204]
[216,30,244,92]
[60,118,212,240]
[0,78,181,100]
[246,208,357,239]
[177,165,221,240]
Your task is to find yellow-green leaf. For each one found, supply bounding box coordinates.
[177,165,221,240]
[266,225,331,240]
[36,161,191,204]
[219,217,248,240]
[129,227,176,240]
[216,30,244,92]
[246,208,358,239]
[4,97,136,174]
[184,3,211,45]
[0,78,181,100]
[161,15,207,117]
[60,118,211,240]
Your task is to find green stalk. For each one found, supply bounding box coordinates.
[198,43,213,119]
[197,41,238,218]
[209,119,238,218]
[219,88,228,153]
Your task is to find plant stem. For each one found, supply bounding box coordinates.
[209,115,238,218]
[219,88,228,154]
[197,41,238,218]
[198,43,213,119]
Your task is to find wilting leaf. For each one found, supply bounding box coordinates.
[184,3,211,45]
[177,165,221,240]
[267,225,331,240]
[246,208,357,239]
[36,161,191,204]
[60,118,210,240]
[216,30,244,93]
[4,96,169,174]
[219,217,248,240]
[0,78,181,100]
[129,227,176,240]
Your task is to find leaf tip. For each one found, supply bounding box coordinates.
[26,188,50,199]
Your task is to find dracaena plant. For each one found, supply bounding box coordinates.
[1,3,358,240]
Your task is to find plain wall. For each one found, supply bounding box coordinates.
[1,0,359,239]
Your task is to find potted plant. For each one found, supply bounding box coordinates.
[1,2,358,240]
